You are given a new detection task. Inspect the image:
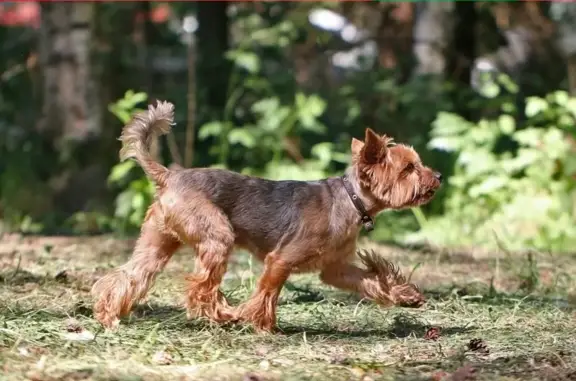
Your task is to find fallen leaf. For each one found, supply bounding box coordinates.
[424,327,441,341]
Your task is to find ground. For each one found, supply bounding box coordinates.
[0,235,575,381]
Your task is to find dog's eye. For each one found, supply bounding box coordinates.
[404,163,415,172]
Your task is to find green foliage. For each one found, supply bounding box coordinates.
[98,8,473,237]
[198,90,345,179]
[411,83,576,251]
[108,90,148,124]
[3,0,570,253]
[107,91,155,234]
[197,11,350,181]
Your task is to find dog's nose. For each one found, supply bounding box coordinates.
[434,172,442,182]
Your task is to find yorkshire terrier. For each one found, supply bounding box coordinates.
[92,101,441,332]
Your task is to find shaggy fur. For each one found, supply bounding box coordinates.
[91,101,441,332]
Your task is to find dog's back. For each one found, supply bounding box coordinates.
[162,167,339,257]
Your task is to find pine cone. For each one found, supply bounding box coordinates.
[467,338,489,354]
[424,327,441,341]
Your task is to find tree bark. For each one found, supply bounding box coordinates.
[38,2,100,149]
[450,2,477,86]
[551,2,576,95]
[38,2,108,216]
[197,2,229,113]
[412,2,454,76]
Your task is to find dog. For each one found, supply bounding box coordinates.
[91,101,441,332]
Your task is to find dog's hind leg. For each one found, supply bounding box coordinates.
[183,203,235,323]
[92,203,181,329]
[234,252,292,333]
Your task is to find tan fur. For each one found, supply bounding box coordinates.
[118,100,174,186]
[92,101,440,333]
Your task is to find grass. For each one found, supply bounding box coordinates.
[0,235,575,381]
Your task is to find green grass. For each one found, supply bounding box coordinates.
[1,235,575,381]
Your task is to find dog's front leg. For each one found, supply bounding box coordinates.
[320,254,425,308]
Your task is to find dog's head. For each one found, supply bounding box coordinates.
[351,128,442,210]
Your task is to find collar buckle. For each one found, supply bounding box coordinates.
[341,176,375,232]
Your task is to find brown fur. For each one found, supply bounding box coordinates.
[91,101,441,332]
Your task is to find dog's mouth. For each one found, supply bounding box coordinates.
[413,189,437,205]
[421,189,436,199]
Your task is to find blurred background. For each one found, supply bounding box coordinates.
[1,1,576,252]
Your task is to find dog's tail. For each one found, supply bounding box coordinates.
[119,101,175,186]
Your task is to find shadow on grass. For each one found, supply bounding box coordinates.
[282,280,574,311]
[0,268,97,292]
[1,300,97,322]
[424,287,575,311]
[281,282,398,306]
[0,269,46,286]
[0,307,70,323]
[484,351,576,380]
[282,313,475,339]
[281,282,574,313]
[401,350,576,380]
[1,301,475,342]
[131,304,186,321]
[123,303,476,339]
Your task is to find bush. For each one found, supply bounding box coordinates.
[410,85,576,252]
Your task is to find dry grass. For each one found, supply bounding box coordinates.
[1,234,575,381]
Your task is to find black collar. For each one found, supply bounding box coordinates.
[340,175,374,232]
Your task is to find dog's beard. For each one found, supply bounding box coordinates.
[388,185,439,209]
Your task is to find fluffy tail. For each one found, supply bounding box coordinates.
[119,100,175,186]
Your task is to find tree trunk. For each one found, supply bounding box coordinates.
[197,2,229,113]
[38,2,100,149]
[38,2,107,216]
[376,3,413,77]
[450,2,477,87]
[412,2,454,76]
[551,2,576,95]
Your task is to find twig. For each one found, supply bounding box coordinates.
[184,35,196,168]
[166,133,183,166]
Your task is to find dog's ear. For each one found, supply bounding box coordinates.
[361,128,387,164]
[351,138,364,159]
